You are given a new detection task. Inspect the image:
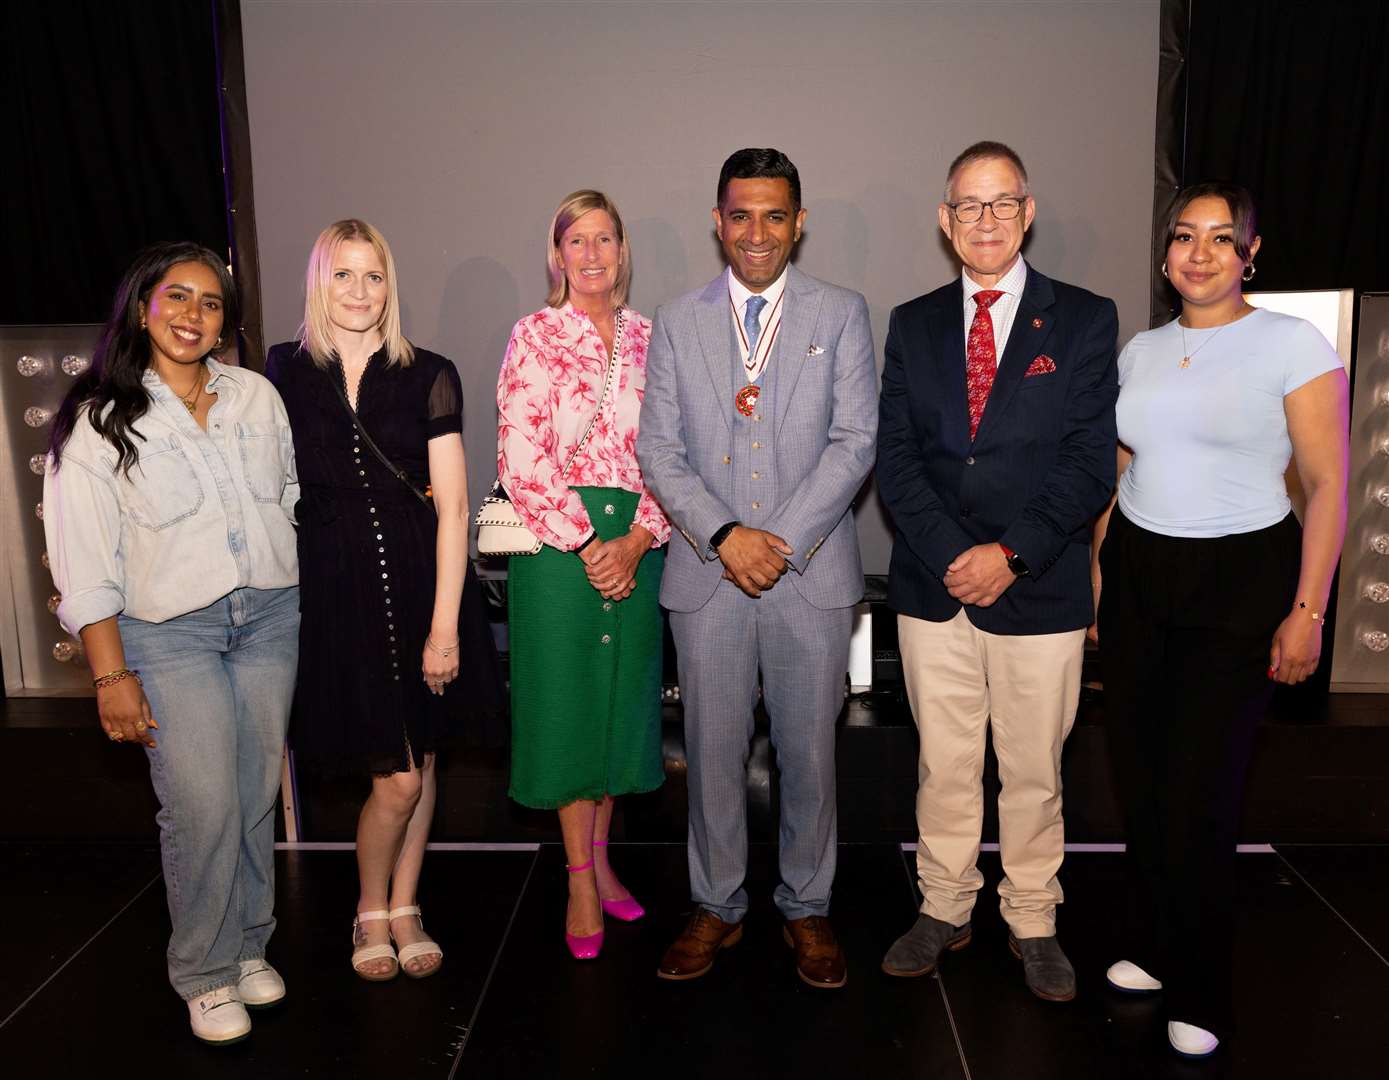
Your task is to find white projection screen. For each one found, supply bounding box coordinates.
[242,0,1161,574]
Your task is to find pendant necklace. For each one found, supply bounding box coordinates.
[178,364,205,414]
[1178,304,1251,369]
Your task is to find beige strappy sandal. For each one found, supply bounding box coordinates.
[389,905,443,979]
[351,909,399,982]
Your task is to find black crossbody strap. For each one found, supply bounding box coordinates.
[328,371,433,509]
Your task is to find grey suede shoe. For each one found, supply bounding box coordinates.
[881,914,971,977]
[1009,933,1076,1001]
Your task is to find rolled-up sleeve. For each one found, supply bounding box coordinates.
[44,449,126,634]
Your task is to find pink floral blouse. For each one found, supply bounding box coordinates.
[497,303,670,552]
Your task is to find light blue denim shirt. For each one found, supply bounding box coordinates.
[44,358,300,632]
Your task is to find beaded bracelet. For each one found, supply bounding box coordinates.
[93,668,141,690]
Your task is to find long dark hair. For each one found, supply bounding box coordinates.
[49,242,237,475]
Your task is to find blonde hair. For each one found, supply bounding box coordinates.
[545,190,632,309]
[298,218,415,368]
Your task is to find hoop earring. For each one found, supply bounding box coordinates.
[1242,263,1256,282]
[1160,262,1169,279]
[214,336,222,349]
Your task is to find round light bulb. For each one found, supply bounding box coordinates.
[1373,534,1389,556]
[16,355,47,377]
[40,551,50,570]
[60,354,91,377]
[23,406,52,428]
[1365,582,1389,604]
[1362,630,1389,653]
[52,641,76,662]
[46,593,62,614]
[34,502,44,520]
[1378,486,1389,509]
[29,454,47,475]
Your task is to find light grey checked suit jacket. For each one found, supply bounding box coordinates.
[637,265,877,612]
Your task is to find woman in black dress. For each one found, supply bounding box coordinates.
[268,219,499,981]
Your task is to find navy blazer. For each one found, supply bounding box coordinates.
[876,265,1118,635]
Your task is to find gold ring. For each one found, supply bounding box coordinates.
[108,731,122,741]
[134,721,148,733]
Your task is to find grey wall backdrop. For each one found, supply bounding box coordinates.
[243,0,1160,575]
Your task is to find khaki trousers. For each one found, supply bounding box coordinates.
[898,609,1085,937]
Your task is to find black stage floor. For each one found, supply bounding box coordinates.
[2,841,1387,1079]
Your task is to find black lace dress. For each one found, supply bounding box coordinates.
[267,341,501,774]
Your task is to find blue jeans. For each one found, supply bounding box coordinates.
[119,586,299,1000]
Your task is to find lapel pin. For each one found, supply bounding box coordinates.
[1032,317,1043,329]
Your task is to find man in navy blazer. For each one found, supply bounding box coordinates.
[876,142,1117,1001]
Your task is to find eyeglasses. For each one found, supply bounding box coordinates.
[946,197,1026,223]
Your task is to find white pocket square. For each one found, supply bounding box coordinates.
[806,345,825,356]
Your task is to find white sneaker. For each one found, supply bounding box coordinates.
[188,985,251,1044]
[237,959,286,1008]
[1168,1020,1219,1058]
[1105,959,1163,993]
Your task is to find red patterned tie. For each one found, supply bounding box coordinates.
[966,289,1004,440]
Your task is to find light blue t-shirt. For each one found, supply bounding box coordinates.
[1116,308,1342,538]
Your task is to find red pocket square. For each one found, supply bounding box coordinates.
[1025,355,1057,376]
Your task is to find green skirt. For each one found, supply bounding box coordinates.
[507,487,665,809]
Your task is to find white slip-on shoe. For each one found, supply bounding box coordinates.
[237,959,286,1008]
[188,985,251,1045]
[1168,1020,1220,1058]
[1106,959,1163,993]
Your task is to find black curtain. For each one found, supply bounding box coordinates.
[1159,0,1389,312]
[0,2,228,325]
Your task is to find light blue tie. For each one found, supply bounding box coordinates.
[744,295,768,355]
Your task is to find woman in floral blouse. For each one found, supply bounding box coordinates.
[497,189,670,960]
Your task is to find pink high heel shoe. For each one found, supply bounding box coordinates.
[565,858,604,960]
[593,840,646,922]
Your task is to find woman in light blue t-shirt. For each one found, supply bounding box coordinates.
[1090,183,1348,1059]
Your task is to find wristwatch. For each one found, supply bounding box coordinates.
[709,521,740,551]
[999,543,1030,578]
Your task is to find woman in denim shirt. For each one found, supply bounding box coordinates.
[43,242,300,1046]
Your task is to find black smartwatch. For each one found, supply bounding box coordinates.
[709,521,740,551]
[1000,543,1030,577]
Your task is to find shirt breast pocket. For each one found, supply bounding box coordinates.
[237,422,286,504]
[124,439,204,531]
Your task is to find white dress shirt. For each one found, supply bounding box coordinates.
[727,265,790,376]
[961,256,1028,365]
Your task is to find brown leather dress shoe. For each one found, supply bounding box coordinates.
[783,916,847,989]
[656,909,743,981]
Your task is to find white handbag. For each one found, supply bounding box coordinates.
[476,311,623,557]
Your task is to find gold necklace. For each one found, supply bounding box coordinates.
[1178,304,1252,369]
[177,365,205,414]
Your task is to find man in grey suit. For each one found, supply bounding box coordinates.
[638,148,877,988]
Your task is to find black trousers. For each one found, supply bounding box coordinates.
[1097,507,1301,1037]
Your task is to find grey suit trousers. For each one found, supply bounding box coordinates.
[670,577,852,924]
